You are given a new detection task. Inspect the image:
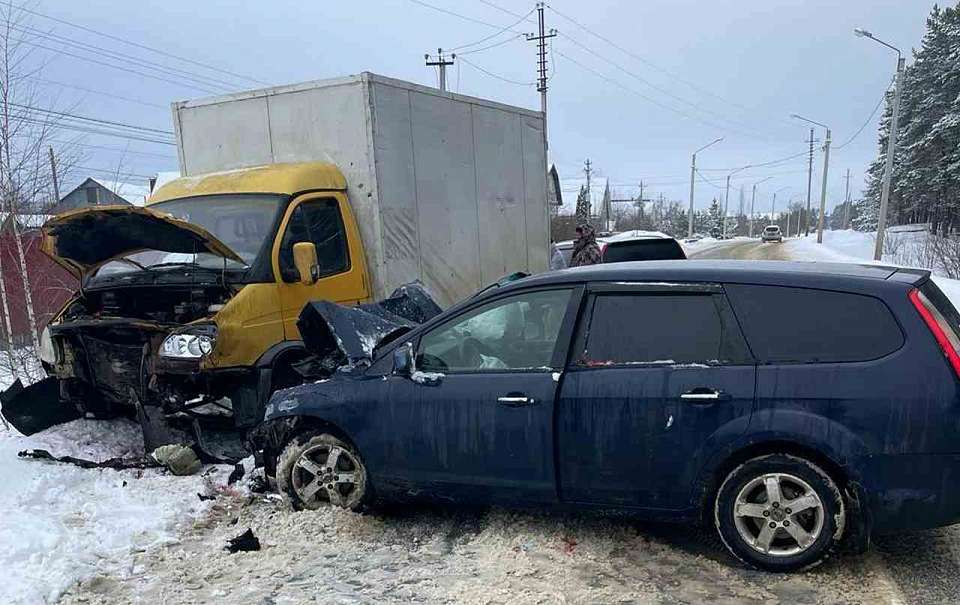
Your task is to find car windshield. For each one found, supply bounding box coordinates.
[93,194,284,276]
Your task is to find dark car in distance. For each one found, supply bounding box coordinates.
[251,260,960,572]
[555,232,686,266]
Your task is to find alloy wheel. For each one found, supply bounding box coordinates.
[733,472,825,557]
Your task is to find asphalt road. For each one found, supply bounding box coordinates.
[687,238,793,261]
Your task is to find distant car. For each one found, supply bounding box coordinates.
[555,231,686,266]
[710,227,723,239]
[252,261,960,572]
[762,225,783,243]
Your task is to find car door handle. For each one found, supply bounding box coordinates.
[680,388,731,403]
[497,395,536,407]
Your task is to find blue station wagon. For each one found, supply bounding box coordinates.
[250,260,960,572]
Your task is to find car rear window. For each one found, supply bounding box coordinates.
[602,239,686,262]
[725,284,904,363]
[578,294,726,365]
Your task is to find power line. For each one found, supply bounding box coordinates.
[459,56,534,86]
[75,165,154,179]
[9,102,173,135]
[49,140,175,159]
[18,39,223,94]
[698,150,809,172]
[834,84,890,150]
[406,0,513,31]
[457,34,525,56]
[16,5,267,86]
[10,23,242,92]
[474,0,529,19]
[545,3,794,130]
[450,8,534,52]
[30,78,168,109]
[557,32,773,141]
[14,115,176,145]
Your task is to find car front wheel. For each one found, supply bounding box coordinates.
[277,431,369,511]
[714,454,845,572]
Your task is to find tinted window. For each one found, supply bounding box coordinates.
[726,284,904,363]
[279,199,349,282]
[579,294,725,365]
[602,239,686,262]
[418,289,571,372]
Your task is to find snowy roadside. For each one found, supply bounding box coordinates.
[0,420,230,604]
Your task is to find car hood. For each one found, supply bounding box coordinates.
[41,205,245,278]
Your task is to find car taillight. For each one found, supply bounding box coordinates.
[910,288,960,378]
[599,243,608,260]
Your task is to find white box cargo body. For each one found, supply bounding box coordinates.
[172,72,549,306]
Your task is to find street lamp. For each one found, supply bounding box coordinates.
[771,185,790,227]
[688,137,723,237]
[856,27,905,261]
[749,176,773,238]
[724,165,750,238]
[791,114,832,244]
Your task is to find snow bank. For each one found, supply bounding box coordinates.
[0,420,221,604]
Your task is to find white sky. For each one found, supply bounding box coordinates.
[33,0,936,214]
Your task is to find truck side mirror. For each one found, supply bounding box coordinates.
[292,242,319,285]
[393,342,415,376]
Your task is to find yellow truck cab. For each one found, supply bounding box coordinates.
[39,162,374,440]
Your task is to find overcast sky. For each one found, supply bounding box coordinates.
[29,0,937,214]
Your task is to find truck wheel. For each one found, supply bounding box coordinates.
[714,454,845,572]
[276,431,368,511]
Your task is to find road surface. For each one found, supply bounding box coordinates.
[687,238,792,261]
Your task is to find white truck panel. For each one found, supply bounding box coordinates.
[173,73,547,306]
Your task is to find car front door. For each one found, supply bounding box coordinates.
[556,283,756,511]
[376,286,582,504]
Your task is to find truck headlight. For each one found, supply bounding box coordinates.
[39,326,56,364]
[160,326,216,359]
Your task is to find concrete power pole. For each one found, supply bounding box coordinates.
[48,146,60,205]
[804,128,814,237]
[874,55,907,261]
[843,168,852,229]
[425,49,455,92]
[526,2,556,148]
[816,128,832,243]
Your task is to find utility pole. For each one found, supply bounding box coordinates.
[584,159,592,220]
[526,2,556,147]
[48,146,60,204]
[425,49,455,92]
[805,127,814,237]
[874,56,906,260]
[843,168,852,229]
[816,128,831,243]
[688,137,723,238]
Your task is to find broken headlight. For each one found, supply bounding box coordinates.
[160,325,216,359]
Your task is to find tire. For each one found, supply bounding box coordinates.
[714,454,845,572]
[276,431,369,511]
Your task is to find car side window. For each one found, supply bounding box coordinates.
[577,293,728,366]
[417,289,572,373]
[278,198,350,282]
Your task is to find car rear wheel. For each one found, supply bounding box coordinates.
[714,454,845,572]
[277,431,368,511]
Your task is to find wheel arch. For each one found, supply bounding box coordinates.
[253,413,359,478]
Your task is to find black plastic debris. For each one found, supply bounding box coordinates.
[197,493,216,502]
[1,378,81,436]
[227,462,245,485]
[18,448,160,470]
[225,528,261,553]
[296,281,443,377]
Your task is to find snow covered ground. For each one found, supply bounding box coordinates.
[0,420,229,604]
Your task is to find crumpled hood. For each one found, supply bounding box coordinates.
[41,205,245,278]
[297,282,443,371]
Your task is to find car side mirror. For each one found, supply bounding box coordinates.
[393,342,415,376]
[292,242,319,285]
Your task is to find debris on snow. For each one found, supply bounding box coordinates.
[225,528,261,553]
[150,444,202,476]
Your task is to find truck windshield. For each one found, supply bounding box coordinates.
[92,194,285,277]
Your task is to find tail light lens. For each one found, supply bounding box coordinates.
[910,288,960,378]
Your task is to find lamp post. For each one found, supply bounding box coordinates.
[749,177,773,238]
[855,27,905,261]
[791,114,831,244]
[688,137,723,237]
[724,165,750,238]
[771,185,790,233]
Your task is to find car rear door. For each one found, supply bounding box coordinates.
[376,286,583,504]
[556,282,756,510]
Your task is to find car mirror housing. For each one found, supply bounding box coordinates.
[393,342,415,376]
[293,242,319,285]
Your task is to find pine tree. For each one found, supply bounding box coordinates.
[574,184,590,224]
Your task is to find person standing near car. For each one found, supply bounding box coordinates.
[571,224,602,267]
